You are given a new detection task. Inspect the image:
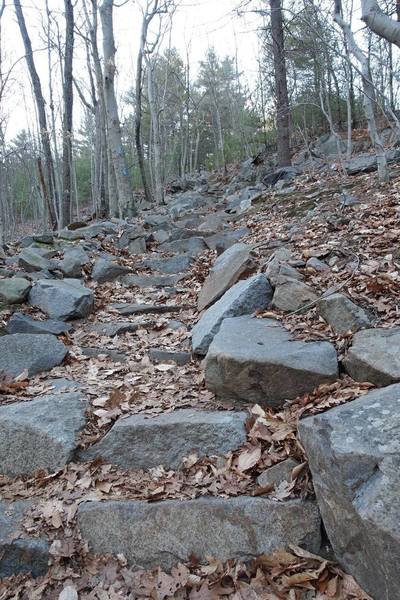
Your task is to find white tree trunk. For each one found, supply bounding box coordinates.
[100,0,135,217]
[334,1,389,182]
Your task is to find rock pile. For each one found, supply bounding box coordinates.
[0,168,397,598]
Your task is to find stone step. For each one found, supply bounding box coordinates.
[28,278,94,320]
[192,274,272,355]
[143,254,193,274]
[0,392,86,477]
[6,312,71,335]
[80,409,247,470]
[0,333,68,377]
[344,327,400,385]
[204,316,338,408]
[77,496,321,571]
[197,242,255,311]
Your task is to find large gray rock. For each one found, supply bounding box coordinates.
[28,279,94,320]
[264,248,302,287]
[0,392,86,476]
[198,243,255,311]
[20,232,53,247]
[298,384,400,600]
[205,228,250,253]
[344,327,400,385]
[92,257,131,283]
[17,248,55,272]
[58,221,118,240]
[205,316,338,407]
[192,274,272,355]
[0,277,31,304]
[159,236,206,257]
[144,255,193,274]
[345,148,400,175]
[78,496,321,570]
[57,247,89,277]
[6,312,71,335]
[168,192,207,218]
[311,133,346,157]
[117,227,147,254]
[272,276,318,312]
[0,333,68,377]
[0,500,49,578]
[80,409,247,470]
[317,293,371,335]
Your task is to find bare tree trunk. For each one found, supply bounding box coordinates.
[61,0,74,227]
[135,11,153,204]
[361,0,400,47]
[146,58,164,204]
[334,0,389,182]
[83,0,110,215]
[270,0,291,166]
[100,0,135,217]
[14,0,58,229]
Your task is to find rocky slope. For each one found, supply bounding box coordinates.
[1,154,399,598]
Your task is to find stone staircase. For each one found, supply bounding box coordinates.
[0,181,399,599]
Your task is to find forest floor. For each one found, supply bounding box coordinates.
[1,160,398,599]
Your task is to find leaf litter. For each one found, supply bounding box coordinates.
[1,164,395,598]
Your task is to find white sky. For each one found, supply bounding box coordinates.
[1,0,261,139]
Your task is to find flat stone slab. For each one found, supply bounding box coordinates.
[92,258,131,283]
[0,277,31,304]
[143,255,193,274]
[344,327,400,386]
[17,249,55,273]
[205,316,338,407]
[28,279,94,320]
[205,228,250,252]
[77,496,321,570]
[80,409,247,470]
[0,500,49,578]
[0,392,86,477]
[298,383,400,600]
[198,243,255,311]
[6,313,71,335]
[80,347,127,363]
[159,236,206,257]
[88,321,150,337]
[317,293,371,335]
[0,333,68,377]
[192,274,273,355]
[57,247,89,277]
[110,303,184,316]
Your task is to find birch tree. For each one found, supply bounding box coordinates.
[61,0,74,227]
[334,0,389,182]
[361,0,400,47]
